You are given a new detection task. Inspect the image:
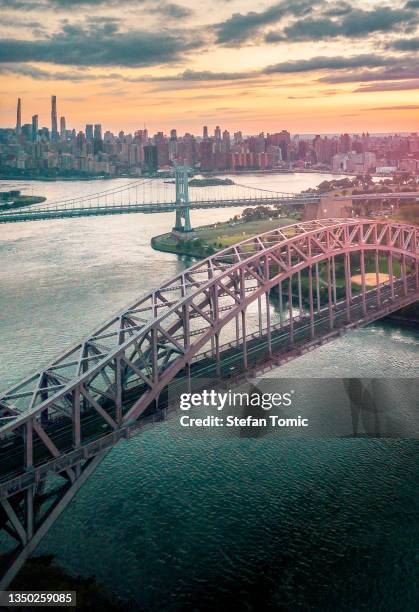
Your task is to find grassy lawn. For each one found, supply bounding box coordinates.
[152,216,298,257]
[195,217,296,248]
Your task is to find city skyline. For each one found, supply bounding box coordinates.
[2,91,419,178]
[7,93,419,138]
[0,0,419,133]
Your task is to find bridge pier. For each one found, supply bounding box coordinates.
[173,165,194,237]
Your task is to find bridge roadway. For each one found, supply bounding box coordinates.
[0,196,317,223]
[0,190,416,224]
[0,276,414,492]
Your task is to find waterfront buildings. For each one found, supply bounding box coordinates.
[1,97,418,177]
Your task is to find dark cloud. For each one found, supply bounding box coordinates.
[391,36,419,50]
[0,0,39,9]
[264,54,391,74]
[0,17,42,28]
[0,0,191,15]
[214,0,317,45]
[149,2,193,18]
[266,5,418,43]
[323,3,352,17]
[158,69,255,81]
[0,21,203,67]
[0,63,105,80]
[318,65,419,83]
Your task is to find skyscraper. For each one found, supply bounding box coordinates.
[60,116,66,139]
[31,114,38,141]
[85,124,93,141]
[51,95,58,140]
[143,145,158,172]
[203,126,208,140]
[93,124,102,154]
[16,98,22,134]
[94,124,102,141]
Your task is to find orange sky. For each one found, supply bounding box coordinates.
[0,0,418,134]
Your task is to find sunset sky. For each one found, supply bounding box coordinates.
[0,0,418,134]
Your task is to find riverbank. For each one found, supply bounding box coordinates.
[151,216,297,258]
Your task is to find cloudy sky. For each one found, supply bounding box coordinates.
[0,0,418,134]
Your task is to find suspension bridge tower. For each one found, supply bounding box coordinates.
[173,165,194,238]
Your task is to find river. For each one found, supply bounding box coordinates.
[0,173,418,610]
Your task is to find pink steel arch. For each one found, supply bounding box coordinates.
[0,218,418,588]
[0,218,418,450]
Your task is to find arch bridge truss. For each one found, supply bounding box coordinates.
[0,218,418,587]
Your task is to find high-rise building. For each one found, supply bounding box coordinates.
[214,125,221,140]
[143,145,158,172]
[51,95,58,140]
[31,114,38,141]
[340,133,351,153]
[170,129,177,141]
[94,124,102,141]
[234,131,243,145]
[200,140,214,170]
[93,124,102,154]
[21,124,31,140]
[85,124,93,141]
[222,130,230,150]
[154,131,169,167]
[60,116,66,139]
[16,98,22,134]
[203,126,208,140]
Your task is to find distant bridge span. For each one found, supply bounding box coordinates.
[0,218,418,587]
[0,173,318,224]
[0,167,416,224]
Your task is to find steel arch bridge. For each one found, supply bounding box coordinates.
[0,218,418,587]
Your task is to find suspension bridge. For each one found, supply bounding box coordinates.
[0,217,418,587]
[0,166,416,228]
[0,167,319,225]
